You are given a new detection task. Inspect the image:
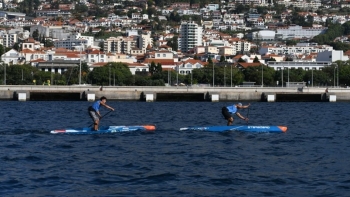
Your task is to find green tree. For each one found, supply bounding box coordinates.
[32,29,39,41]
[220,55,226,62]
[238,58,245,62]
[88,62,133,85]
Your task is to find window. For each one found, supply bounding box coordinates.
[163,54,166,57]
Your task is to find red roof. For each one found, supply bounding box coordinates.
[238,62,261,68]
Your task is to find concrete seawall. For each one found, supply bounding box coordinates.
[1,85,349,102]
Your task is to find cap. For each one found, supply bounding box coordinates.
[237,103,242,106]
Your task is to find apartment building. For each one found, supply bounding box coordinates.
[178,21,203,53]
[2,33,18,48]
[104,36,137,54]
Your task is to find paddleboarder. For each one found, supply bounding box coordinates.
[88,96,114,131]
[222,103,250,126]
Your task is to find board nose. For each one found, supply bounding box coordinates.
[278,126,288,133]
[144,125,156,130]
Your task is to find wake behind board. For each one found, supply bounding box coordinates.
[180,125,287,133]
[51,125,156,134]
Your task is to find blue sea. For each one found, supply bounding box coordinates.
[1,101,349,196]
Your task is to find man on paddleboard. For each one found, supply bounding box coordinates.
[88,96,114,131]
[222,103,250,126]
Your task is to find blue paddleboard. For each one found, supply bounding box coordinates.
[179,125,287,133]
[51,125,156,134]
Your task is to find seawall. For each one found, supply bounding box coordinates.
[0,85,349,102]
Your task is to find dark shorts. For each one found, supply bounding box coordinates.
[88,106,99,122]
[222,107,232,120]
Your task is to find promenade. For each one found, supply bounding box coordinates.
[0,85,349,102]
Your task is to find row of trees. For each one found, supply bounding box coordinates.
[311,22,350,52]
[1,61,350,87]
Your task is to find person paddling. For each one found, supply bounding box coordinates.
[88,96,114,131]
[222,103,250,126]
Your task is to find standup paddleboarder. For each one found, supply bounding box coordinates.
[222,103,250,126]
[88,96,114,131]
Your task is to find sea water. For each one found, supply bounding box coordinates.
[0,101,349,196]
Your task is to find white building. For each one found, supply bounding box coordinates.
[2,33,18,48]
[54,34,89,50]
[259,43,333,55]
[1,49,20,64]
[267,61,331,70]
[252,30,275,40]
[178,21,203,53]
[276,25,327,39]
[316,50,349,62]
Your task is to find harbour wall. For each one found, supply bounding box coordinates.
[0,85,349,102]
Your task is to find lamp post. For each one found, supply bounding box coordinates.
[176,65,179,87]
[337,64,339,88]
[191,71,193,86]
[261,64,263,87]
[312,68,313,87]
[3,63,6,85]
[51,62,53,86]
[287,67,289,87]
[282,66,284,87]
[79,43,83,85]
[109,64,111,86]
[230,64,232,87]
[212,63,215,87]
[224,65,226,87]
[334,66,336,88]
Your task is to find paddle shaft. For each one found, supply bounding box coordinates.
[89,110,113,127]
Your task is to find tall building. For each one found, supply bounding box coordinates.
[104,36,137,54]
[178,21,202,53]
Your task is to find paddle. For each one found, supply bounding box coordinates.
[88,110,113,127]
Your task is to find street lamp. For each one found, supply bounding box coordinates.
[176,65,179,87]
[312,68,313,87]
[224,65,226,87]
[261,64,263,87]
[79,43,84,85]
[51,62,54,85]
[191,71,193,86]
[2,62,5,85]
[334,66,336,88]
[230,64,232,87]
[212,63,215,87]
[337,64,339,88]
[109,64,111,86]
[282,66,284,87]
[287,67,289,87]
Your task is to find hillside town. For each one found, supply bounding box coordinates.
[1,0,350,86]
